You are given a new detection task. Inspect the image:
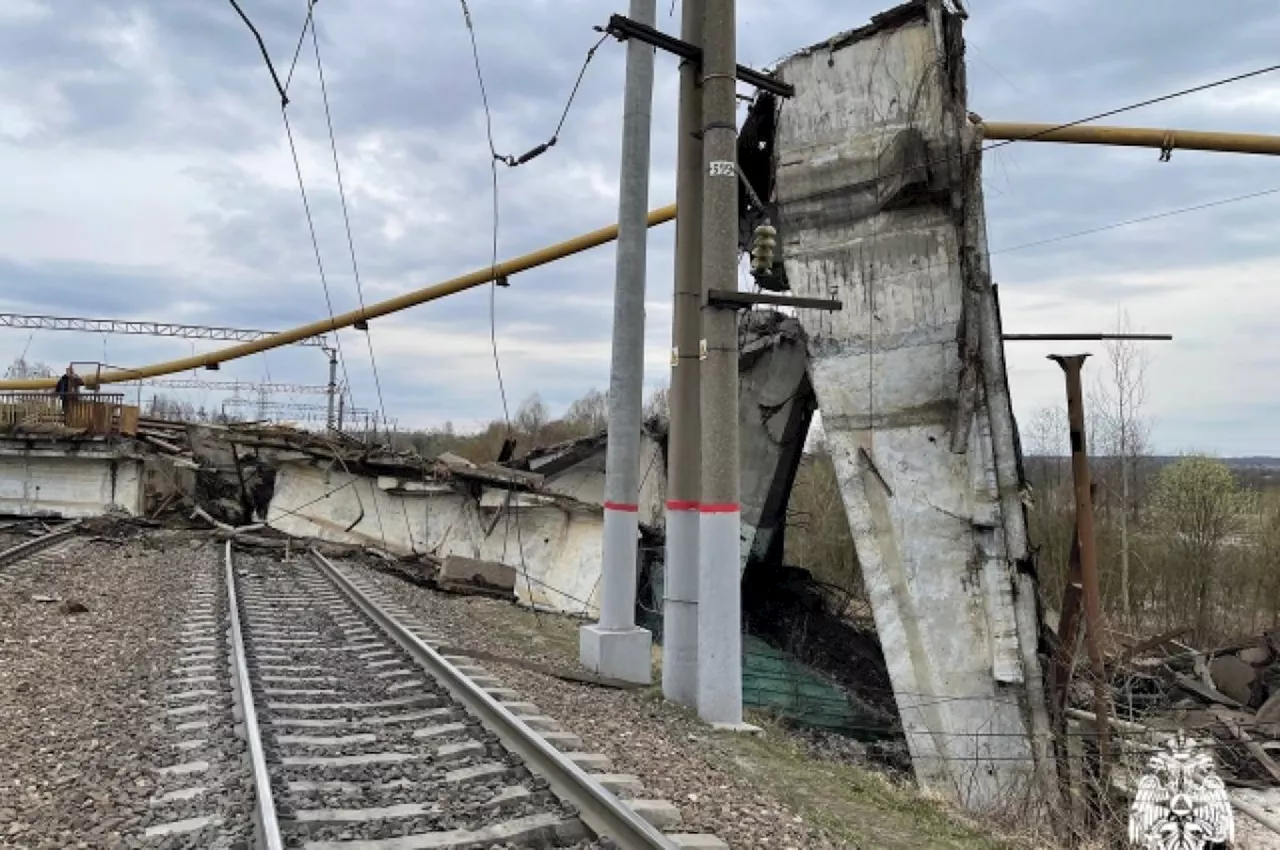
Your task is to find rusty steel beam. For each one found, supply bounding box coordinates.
[1049,353,1112,796]
[1004,333,1172,342]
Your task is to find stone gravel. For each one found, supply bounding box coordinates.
[354,563,843,849]
[0,531,227,849]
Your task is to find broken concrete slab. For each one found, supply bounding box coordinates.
[265,312,818,617]
[771,0,1053,808]
[437,555,516,598]
[737,311,816,575]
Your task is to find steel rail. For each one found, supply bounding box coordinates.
[310,550,676,850]
[0,519,82,567]
[224,541,285,850]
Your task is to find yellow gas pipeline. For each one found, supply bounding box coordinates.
[0,204,678,390]
[8,122,1280,391]
[979,122,1280,156]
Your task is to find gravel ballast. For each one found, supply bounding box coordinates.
[354,563,835,849]
[0,532,234,849]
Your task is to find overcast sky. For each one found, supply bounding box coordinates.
[1,0,1278,454]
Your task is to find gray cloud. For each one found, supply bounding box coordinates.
[1,0,1278,451]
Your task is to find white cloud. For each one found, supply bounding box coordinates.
[1001,256,1280,454]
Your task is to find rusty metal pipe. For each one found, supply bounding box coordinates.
[981,122,1280,157]
[1004,333,1172,342]
[1049,354,1111,789]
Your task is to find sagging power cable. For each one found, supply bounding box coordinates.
[457,0,540,619]
[457,4,618,621]
[308,8,420,552]
[230,0,390,551]
[459,1,609,169]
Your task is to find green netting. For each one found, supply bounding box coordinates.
[741,635,891,740]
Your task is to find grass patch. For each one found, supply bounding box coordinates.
[468,598,584,661]
[462,598,1034,849]
[719,716,1032,850]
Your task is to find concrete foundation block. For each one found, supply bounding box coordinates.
[590,773,644,798]
[438,555,516,592]
[666,835,730,849]
[564,752,612,772]
[628,799,682,830]
[711,722,762,736]
[540,730,584,751]
[500,701,541,717]
[579,624,652,685]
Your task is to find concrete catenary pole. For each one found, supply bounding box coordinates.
[696,0,744,725]
[579,0,658,685]
[661,0,705,708]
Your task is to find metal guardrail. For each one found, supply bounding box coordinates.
[0,392,129,436]
[223,542,286,850]
[310,550,677,850]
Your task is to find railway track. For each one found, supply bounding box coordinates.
[0,519,82,568]
[140,542,715,849]
[0,520,84,593]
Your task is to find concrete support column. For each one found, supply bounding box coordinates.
[661,0,705,709]
[579,0,656,686]
[695,0,745,727]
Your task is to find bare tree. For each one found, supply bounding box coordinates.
[1020,404,1076,608]
[1023,405,1068,457]
[642,385,669,421]
[784,449,862,602]
[147,394,196,422]
[1021,405,1070,509]
[514,393,549,448]
[564,388,608,433]
[1090,307,1152,622]
[5,357,54,380]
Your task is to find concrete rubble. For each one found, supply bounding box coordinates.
[263,307,815,616]
[0,308,816,621]
[1057,627,1280,844]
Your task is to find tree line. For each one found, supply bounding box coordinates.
[388,387,669,463]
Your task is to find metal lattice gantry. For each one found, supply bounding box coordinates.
[128,379,334,395]
[219,397,376,425]
[0,312,330,348]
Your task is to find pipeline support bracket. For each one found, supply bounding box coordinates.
[600,15,795,98]
[705,289,842,312]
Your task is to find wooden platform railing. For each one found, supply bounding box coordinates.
[0,392,137,437]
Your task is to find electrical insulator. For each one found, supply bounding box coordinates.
[750,224,777,279]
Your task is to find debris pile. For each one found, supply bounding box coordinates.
[1063,627,1280,800]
